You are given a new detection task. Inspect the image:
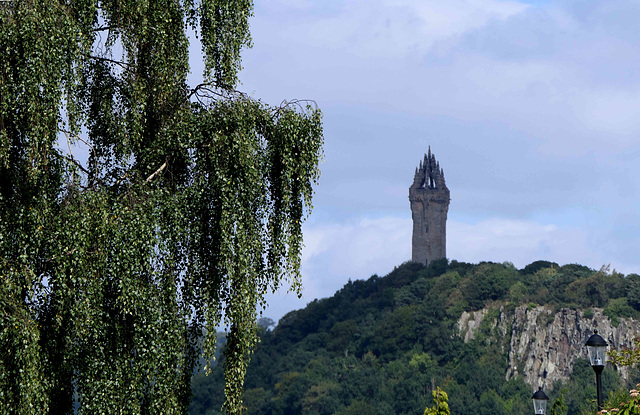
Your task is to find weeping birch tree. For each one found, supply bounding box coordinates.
[0,0,323,413]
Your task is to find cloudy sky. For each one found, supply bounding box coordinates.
[213,0,640,322]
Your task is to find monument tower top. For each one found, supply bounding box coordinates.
[409,147,450,266]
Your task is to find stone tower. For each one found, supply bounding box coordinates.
[409,147,450,266]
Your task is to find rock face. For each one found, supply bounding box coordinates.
[457,305,640,388]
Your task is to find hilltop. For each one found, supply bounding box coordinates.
[190,260,640,415]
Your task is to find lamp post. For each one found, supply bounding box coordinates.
[585,330,608,411]
[532,387,549,415]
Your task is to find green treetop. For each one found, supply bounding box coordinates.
[424,387,451,415]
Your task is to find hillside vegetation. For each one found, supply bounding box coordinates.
[190,260,640,415]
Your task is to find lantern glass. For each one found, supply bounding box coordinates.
[532,387,549,415]
[587,344,607,366]
[533,398,547,414]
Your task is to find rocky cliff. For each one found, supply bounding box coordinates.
[458,305,640,388]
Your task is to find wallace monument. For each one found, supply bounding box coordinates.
[409,147,450,266]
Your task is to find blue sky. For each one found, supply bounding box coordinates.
[194,0,640,322]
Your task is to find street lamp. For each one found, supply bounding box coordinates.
[585,329,608,411]
[532,387,549,415]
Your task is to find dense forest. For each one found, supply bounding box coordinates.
[189,260,640,415]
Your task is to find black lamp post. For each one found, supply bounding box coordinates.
[532,387,549,415]
[585,330,608,411]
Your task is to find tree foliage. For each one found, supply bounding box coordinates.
[603,340,640,414]
[191,260,640,415]
[609,337,640,368]
[0,1,323,413]
[550,389,568,415]
[424,387,451,415]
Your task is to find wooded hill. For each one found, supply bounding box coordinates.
[189,260,640,415]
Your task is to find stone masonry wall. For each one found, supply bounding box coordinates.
[410,191,449,265]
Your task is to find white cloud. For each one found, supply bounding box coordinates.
[262,216,411,322]
[301,215,607,278]
[262,214,620,322]
[571,88,640,140]
[243,0,640,321]
[448,218,601,268]
[268,0,314,10]
[301,216,411,279]
[243,0,640,154]
[297,0,528,58]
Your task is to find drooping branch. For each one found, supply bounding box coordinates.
[2,1,323,413]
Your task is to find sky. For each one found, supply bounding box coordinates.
[191,0,640,322]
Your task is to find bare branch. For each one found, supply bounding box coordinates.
[145,160,168,183]
[277,99,318,113]
[89,55,132,72]
[59,128,98,175]
[270,99,318,122]
[187,83,248,105]
[63,154,90,177]
[64,130,76,162]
